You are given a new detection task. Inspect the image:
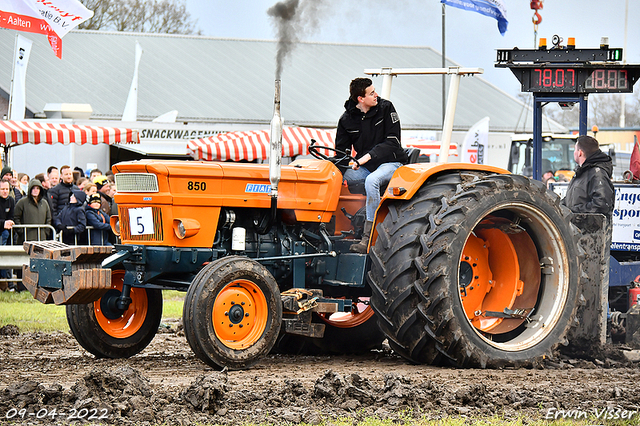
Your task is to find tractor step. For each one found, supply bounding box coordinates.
[22,241,114,305]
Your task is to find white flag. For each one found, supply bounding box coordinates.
[9,34,33,120]
[461,117,490,164]
[31,0,94,38]
[122,41,144,122]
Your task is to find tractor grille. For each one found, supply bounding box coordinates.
[119,206,164,242]
[115,173,159,192]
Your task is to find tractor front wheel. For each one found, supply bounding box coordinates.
[183,256,282,369]
[66,270,163,358]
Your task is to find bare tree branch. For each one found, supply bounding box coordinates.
[78,0,199,35]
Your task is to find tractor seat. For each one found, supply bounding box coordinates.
[347,148,421,195]
[405,147,421,164]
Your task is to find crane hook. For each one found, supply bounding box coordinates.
[532,11,542,25]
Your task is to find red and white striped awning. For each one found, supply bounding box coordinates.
[404,138,458,158]
[0,121,140,146]
[187,126,335,161]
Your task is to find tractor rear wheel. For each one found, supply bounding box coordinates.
[369,172,582,367]
[66,270,163,358]
[183,256,282,369]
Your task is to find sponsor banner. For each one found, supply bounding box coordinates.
[0,8,61,57]
[552,182,640,251]
[0,0,94,58]
[461,116,489,164]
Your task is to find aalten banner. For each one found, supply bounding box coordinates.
[0,0,94,58]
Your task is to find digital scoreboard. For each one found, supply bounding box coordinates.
[520,66,637,93]
[496,47,640,94]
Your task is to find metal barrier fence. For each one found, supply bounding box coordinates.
[61,225,102,245]
[0,224,114,287]
[7,224,60,244]
[0,224,59,285]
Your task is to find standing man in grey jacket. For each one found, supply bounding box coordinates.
[561,135,615,217]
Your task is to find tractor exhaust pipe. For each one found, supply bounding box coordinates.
[270,79,283,200]
[259,80,283,234]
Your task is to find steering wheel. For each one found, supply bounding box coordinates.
[308,139,360,168]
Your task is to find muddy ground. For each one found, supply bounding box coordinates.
[1,322,640,425]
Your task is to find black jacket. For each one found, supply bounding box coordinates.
[335,97,407,172]
[562,150,615,216]
[10,186,22,204]
[49,181,79,218]
[53,190,86,245]
[0,195,15,231]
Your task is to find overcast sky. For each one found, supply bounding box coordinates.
[183,0,639,97]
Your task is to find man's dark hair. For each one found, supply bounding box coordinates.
[34,173,45,183]
[60,165,71,172]
[576,135,599,158]
[47,166,58,175]
[349,78,373,101]
[0,180,10,189]
[90,168,102,175]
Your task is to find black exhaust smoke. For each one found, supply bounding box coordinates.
[267,0,328,79]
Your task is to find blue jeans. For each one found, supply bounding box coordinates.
[344,162,402,221]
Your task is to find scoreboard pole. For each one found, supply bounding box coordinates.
[531,94,588,180]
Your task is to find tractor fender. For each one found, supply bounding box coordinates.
[371,162,509,247]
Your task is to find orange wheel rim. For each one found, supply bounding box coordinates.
[318,298,374,329]
[212,279,268,350]
[94,271,148,339]
[460,227,521,333]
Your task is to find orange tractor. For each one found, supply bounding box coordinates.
[22,77,592,369]
[23,146,586,369]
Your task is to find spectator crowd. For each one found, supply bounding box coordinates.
[0,165,118,291]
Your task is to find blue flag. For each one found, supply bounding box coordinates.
[441,0,508,35]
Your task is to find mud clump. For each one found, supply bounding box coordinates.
[72,365,152,401]
[313,370,377,412]
[181,371,228,412]
[0,324,20,335]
